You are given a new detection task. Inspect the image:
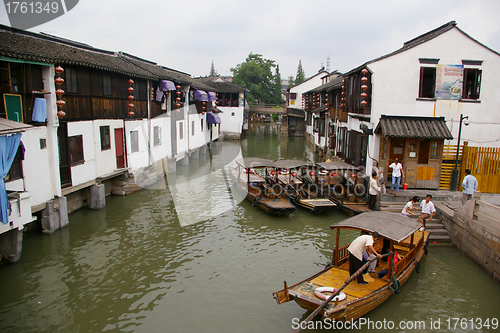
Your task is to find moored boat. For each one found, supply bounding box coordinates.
[304,161,370,215]
[230,158,296,216]
[272,159,337,214]
[273,211,429,323]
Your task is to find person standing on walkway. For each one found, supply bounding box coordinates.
[418,194,435,231]
[389,158,404,196]
[369,171,381,210]
[347,232,382,284]
[462,169,478,205]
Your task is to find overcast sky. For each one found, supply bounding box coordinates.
[1,0,499,80]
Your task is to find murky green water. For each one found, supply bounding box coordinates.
[0,123,498,333]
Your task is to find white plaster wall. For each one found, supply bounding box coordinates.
[8,127,56,208]
[368,27,500,148]
[125,119,149,170]
[176,119,188,160]
[288,72,327,110]
[67,121,97,186]
[150,115,172,163]
[218,106,244,134]
[92,119,125,176]
[188,113,208,150]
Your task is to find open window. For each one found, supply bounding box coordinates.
[462,68,481,100]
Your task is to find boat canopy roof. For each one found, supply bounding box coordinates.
[274,159,310,169]
[316,161,361,171]
[237,158,276,168]
[330,211,421,243]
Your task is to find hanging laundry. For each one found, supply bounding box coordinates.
[31,97,47,122]
[156,87,163,103]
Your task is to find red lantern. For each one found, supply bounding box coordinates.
[56,89,65,96]
[128,103,134,108]
[175,85,181,90]
[176,97,181,101]
[361,100,368,106]
[361,92,367,98]
[361,76,368,82]
[55,77,64,85]
[361,68,368,74]
[270,170,276,176]
[127,95,134,101]
[332,172,338,177]
[128,79,134,85]
[325,112,329,116]
[56,100,65,107]
[291,172,297,177]
[57,110,66,118]
[309,171,316,176]
[351,173,356,178]
[201,112,205,115]
[361,84,368,90]
[176,103,181,107]
[128,110,134,116]
[128,87,134,92]
[176,91,181,96]
[55,65,64,73]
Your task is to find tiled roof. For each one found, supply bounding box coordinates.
[375,115,453,139]
[194,77,247,93]
[0,24,193,81]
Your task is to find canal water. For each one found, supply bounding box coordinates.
[0,123,499,333]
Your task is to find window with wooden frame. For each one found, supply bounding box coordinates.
[130,130,139,153]
[418,67,436,98]
[408,141,418,159]
[65,67,78,93]
[68,135,84,166]
[100,126,110,151]
[5,145,23,182]
[462,68,481,100]
[103,74,112,96]
[290,92,297,100]
[313,117,319,133]
[430,141,440,160]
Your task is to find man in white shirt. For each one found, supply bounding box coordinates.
[418,194,436,231]
[462,169,478,205]
[369,171,381,210]
[348,232,382,284]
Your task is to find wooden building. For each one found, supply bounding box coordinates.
[375,115,453,189]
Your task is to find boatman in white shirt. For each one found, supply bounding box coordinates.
[418,194,436,231]
[461,169,478,205]
[347,232,382,284]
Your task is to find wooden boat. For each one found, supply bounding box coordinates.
[303,161,370,215]
[230,158,296,216]
[273,211,429,322]
[270,159,337,214]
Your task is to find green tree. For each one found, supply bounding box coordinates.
[295,60,305,85]
[209,60,218,77]
[288,75,294,87]
[231,53,282,104]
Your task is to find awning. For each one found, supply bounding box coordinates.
[207,91,217,102]
[331,211,421,243]
[160,80,176,91]
[206,112,221,124]
[0,117,32,135]
[375,115,453,139]
[194,90,208,101]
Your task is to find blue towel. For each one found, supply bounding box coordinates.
[32,97,47,122]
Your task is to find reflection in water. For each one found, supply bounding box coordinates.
[0,124,498,333]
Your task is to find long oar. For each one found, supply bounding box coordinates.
[290,251,394,333]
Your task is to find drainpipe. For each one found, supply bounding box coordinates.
[147,80,151,165]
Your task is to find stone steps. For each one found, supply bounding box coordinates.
[379,201,451,244]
